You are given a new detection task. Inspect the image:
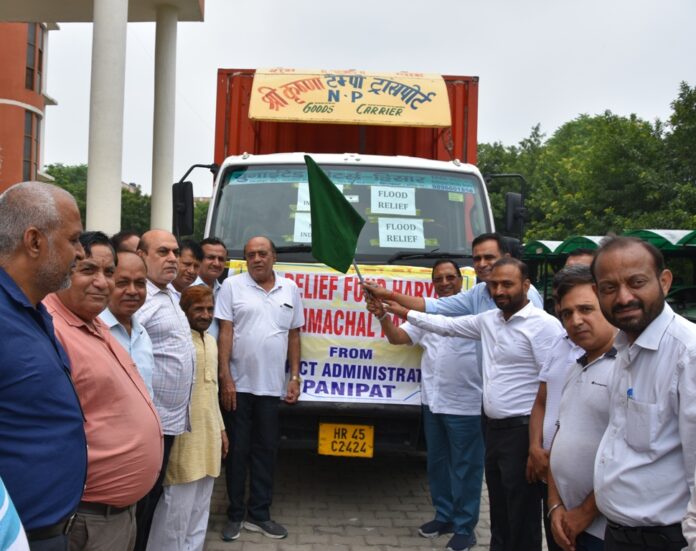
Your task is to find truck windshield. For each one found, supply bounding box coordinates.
[210,163,490,263]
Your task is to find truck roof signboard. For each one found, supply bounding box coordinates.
[249,68,452,128]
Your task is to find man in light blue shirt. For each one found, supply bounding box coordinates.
[365,233,542,317]
[0,476,29,551]
[99,250,154,397]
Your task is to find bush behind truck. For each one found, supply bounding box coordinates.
[174,68,521,458]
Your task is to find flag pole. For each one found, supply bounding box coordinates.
[352,260,365,284]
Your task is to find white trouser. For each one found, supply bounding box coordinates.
[146,476,215,551]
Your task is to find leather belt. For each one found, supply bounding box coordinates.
[77,501,130,516]
[487,415,530,430]
[607,521,686,547]
[26,514,76,541]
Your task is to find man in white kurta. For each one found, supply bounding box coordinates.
[148,285,227,551]
[368,260,483,551]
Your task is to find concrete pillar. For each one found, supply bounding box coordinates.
[85,0,128,233]
[149,4,178,230]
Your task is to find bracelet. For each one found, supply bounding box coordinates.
[546,503,564,519]
[377,312,388,321]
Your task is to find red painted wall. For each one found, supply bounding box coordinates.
[0,22,46,192]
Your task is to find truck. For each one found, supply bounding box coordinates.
[175,68,514,457]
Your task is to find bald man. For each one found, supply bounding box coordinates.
[0,182,87,551]
[133,230,195,551]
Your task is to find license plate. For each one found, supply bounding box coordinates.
[318,422,374,458]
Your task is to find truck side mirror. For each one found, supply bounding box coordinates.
[173,181,194,237]
[504,192,526,237]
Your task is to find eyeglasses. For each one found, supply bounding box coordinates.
[432,275,461,283]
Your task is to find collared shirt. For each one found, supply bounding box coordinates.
[408,301,564,419]
[44,294,163,508]
[550,349,616,539]
[135,280,196,435]
[594,304,696,527]
[539,334,583,449]
[215,271,304,397]
[165,330,225,485]
[400,322,482,416]
[0,267,87,531]
[99,308,155,398]
[168,283,182,304]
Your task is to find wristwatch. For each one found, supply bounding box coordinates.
[290,375,302,384]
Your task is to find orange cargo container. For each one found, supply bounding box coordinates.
[214,69,479,165]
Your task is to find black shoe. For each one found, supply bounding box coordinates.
[243,518,288,539]
[446,533,477,551]
[418,519,454,538]
[221,520,241,541]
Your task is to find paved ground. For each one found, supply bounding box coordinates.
[203,449,497,551]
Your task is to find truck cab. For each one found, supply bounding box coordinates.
[204,151,492,456]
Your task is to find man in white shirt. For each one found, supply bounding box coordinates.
[545,264,617,551]
[367,260,483,551]
[384,257,564,551]
[216,236,304,542]
[528,261,593,551]
[197,237,227,339]
[592,236,695,550]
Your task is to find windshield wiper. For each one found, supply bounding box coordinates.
[386,249,472,264]
[275,245,313,254]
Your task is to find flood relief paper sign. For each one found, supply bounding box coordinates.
[226,261,476,405]
[378,218,424,249]
[371,186,416,215]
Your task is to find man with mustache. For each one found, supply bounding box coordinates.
[591,237,696,550]
[364,233,542,315]
[216,236,303,542]
[43,231,163,551]
[170,239,203,302]
[134,229,196,551]
[197,237,228,339]
[545,264,618,551]
[367,260,483,551]
[528,256,593,551]
[0,182,86,551]
[383,257,564,551]
[99,251,154,397]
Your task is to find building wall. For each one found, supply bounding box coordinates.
[0,22,48,192]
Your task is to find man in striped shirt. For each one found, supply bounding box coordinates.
[133,230,196,551]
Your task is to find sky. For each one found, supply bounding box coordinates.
[43,0,696,197]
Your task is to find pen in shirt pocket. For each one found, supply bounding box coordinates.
[282,303,293,309]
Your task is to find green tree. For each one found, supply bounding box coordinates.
[477,125,546,233]
[45,163,87,221]
[511,112,670,238]
[45,163,153,234]
[120,187,151,235]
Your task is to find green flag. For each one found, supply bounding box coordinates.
[304,155,366,273]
